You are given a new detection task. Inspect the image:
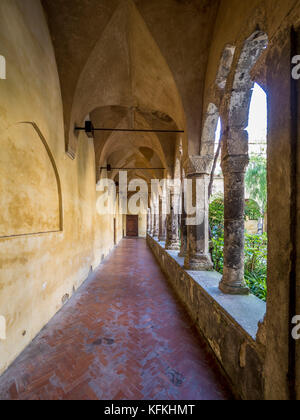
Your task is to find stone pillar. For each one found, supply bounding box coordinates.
[184,156,213,271]
[147,208,151,235]
[153,201,159,238]
[158,195,166,242]
[150,205,154,236]
[165,192,180,251]
[178,188,187,257]
[219,155,250,295]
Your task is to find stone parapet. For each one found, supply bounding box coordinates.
[147,235,266,400]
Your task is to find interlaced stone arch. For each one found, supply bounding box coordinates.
[219,30,269,295]
[228,31,268,152]
[200,103,220,160]
[215,45,236,90]
[182,41,237,272]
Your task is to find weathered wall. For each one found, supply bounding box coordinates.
[0,0,122,375]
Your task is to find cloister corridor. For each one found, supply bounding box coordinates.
[1,0,300,401]
[0,239,232,400]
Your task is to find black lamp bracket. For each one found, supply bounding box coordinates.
[75,121,184,138]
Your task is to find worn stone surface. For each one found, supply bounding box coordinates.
[165,193,180,251]
[158,196,167,242]
[153,212,159,239]
[184,158,213,271]
[147,208,151,235]
[201,0,300,399]
[219,156,250,295]
[264,27,299,400]
[178,191,187,258]
[148,236,266,400]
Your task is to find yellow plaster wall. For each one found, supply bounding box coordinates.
[0,0,122,375]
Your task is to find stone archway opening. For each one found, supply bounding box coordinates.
[246,82,267,234]
[208,116,222,199]
[219,31,268,296]
[243,82,268,301]
[209,82,268,301]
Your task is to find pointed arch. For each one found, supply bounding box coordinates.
[229,31,268,132]
[67,0,187,158]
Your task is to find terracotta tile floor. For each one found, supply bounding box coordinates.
[0,239,233,400]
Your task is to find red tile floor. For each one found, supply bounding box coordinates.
[0,239,233,400]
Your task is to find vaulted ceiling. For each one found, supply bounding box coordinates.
[42,0,219,180]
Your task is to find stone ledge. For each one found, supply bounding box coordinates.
[162,244,265,340]
[147,235,266,400]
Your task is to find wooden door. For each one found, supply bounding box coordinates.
[126,215,138,237]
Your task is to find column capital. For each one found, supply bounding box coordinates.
[184,155,213,177]
[221,154,249,174]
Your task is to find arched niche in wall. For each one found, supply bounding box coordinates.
[0,122,62,239]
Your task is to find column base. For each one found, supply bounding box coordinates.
[219,280,250,295]
[184,253,213,271]
[219,267,250,295]
[165,241,180,251]
[159,236,166,242]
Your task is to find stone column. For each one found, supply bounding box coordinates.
[158,195,166,242]
[153,200,159,238]
[219,155,250,295]
[147,208,151,235]
[150,205,154,236]
[165,192,180,251]
[178,188,187,257]
[184,156,213,271]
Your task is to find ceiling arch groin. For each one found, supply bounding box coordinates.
[42,0,220,162]
[95,110,170,183]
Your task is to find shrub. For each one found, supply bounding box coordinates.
[209,198,268,302]
[211,233,224,274]
[244,269,267,302]
[209,194,224,235]
[244,233,267,301]
[245,199,261,221]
